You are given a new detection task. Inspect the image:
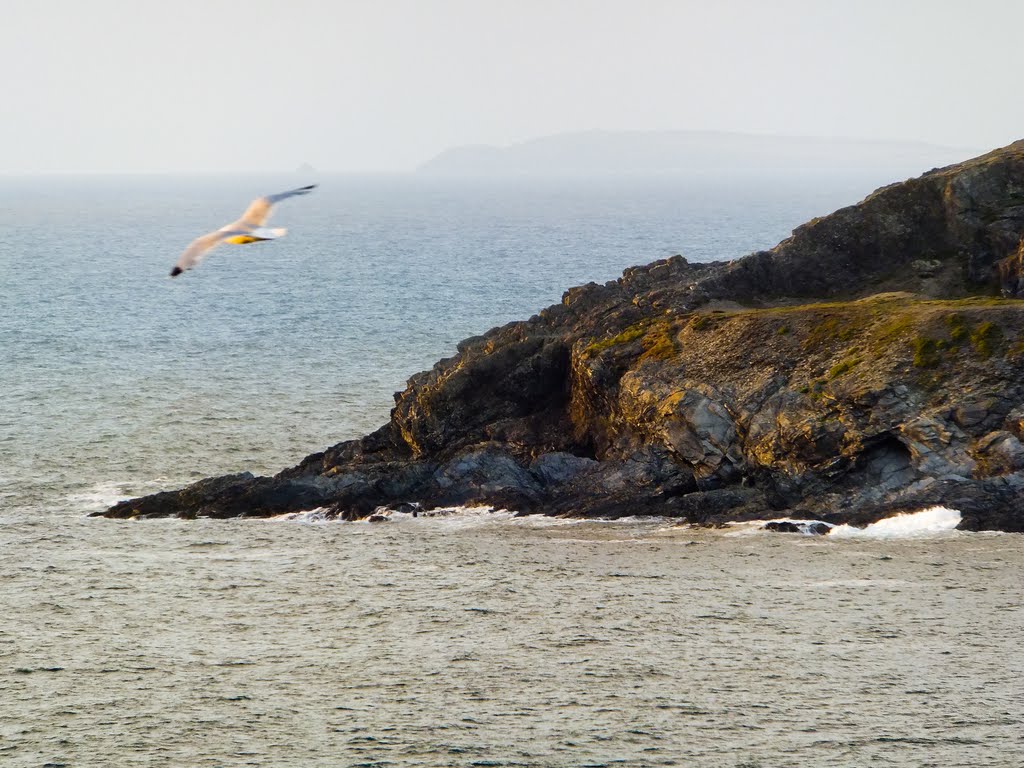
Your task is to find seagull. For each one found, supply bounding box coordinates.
[169,184,317,277]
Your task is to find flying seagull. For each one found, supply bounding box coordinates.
[170,184,317,277]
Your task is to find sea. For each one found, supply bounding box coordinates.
[1,171,1021,766]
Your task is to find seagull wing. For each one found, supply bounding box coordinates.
[170,229,238,277]
[236,184,317,228]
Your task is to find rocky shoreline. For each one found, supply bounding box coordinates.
[101,141,1024,531]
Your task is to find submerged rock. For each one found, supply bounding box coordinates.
[100,141,1024,532]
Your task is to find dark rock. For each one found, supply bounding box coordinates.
[763,521,802,533]
[97,141,1024,531]
[971,430,1024,475]
[761,519,830,535]
[529,452,599,485]
[997,238,1024,297]
[390,501,422,515]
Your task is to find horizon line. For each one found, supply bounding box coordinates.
[0,128,997,176]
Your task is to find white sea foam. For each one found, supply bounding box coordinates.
[724,506,964,539]
[251,503,968,539]
[827,506,962,539]
[722,518,829,537]
[269,506,671,530]
[269,505,519,527]
[384,506,519,528]
[271,507,334,523]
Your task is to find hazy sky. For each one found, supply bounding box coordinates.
[1,0,1021,172]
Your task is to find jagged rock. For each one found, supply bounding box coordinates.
[429,444,542,509]
[900,416,975,478]
[997,238,1024,297]
[972,430,1024,475]
[97,141,1024,531]
[529,452,599,485]
[619,377,744,486]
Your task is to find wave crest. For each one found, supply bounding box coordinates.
[827,506,961,539]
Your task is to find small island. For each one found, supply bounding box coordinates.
[102,140,1024,531]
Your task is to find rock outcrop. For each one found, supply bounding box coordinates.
[100,141,1024,531]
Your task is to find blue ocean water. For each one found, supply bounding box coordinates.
[1,171,899,513]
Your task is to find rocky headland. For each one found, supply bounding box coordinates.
[102,141,1024,531]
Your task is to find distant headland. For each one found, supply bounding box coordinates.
[103,140,1024,532]
[417,129,976,177]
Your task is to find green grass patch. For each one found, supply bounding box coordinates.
[640,336,676,361]
[639,319,680,362]
[870,314,913,345]
[920,296,1013,308]
[946,313,969,344]
[827,357,862,379]
[970,321,1003,358]
[804,313,868,350]
[912,336,941,368]
[585,323,647,354]
[585,318,680,361]
[904,312,1007,367]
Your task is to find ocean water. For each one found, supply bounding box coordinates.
[2,173,1022,766]
[3,512,1022,766]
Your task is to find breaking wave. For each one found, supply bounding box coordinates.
[827,506,962,539]
[270,507,335,524]
[728,505,965,539]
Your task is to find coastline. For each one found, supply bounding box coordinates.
[101,140,1024,531]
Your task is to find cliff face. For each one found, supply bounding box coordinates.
[102,141,1024,530]
[700,143,1024,304]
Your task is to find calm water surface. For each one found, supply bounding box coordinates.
[1,173,1021,766]
[2,515,1021,767]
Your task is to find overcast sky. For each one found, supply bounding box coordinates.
[1,0,1021,172]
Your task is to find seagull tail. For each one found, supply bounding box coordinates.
[170,266,184,277]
